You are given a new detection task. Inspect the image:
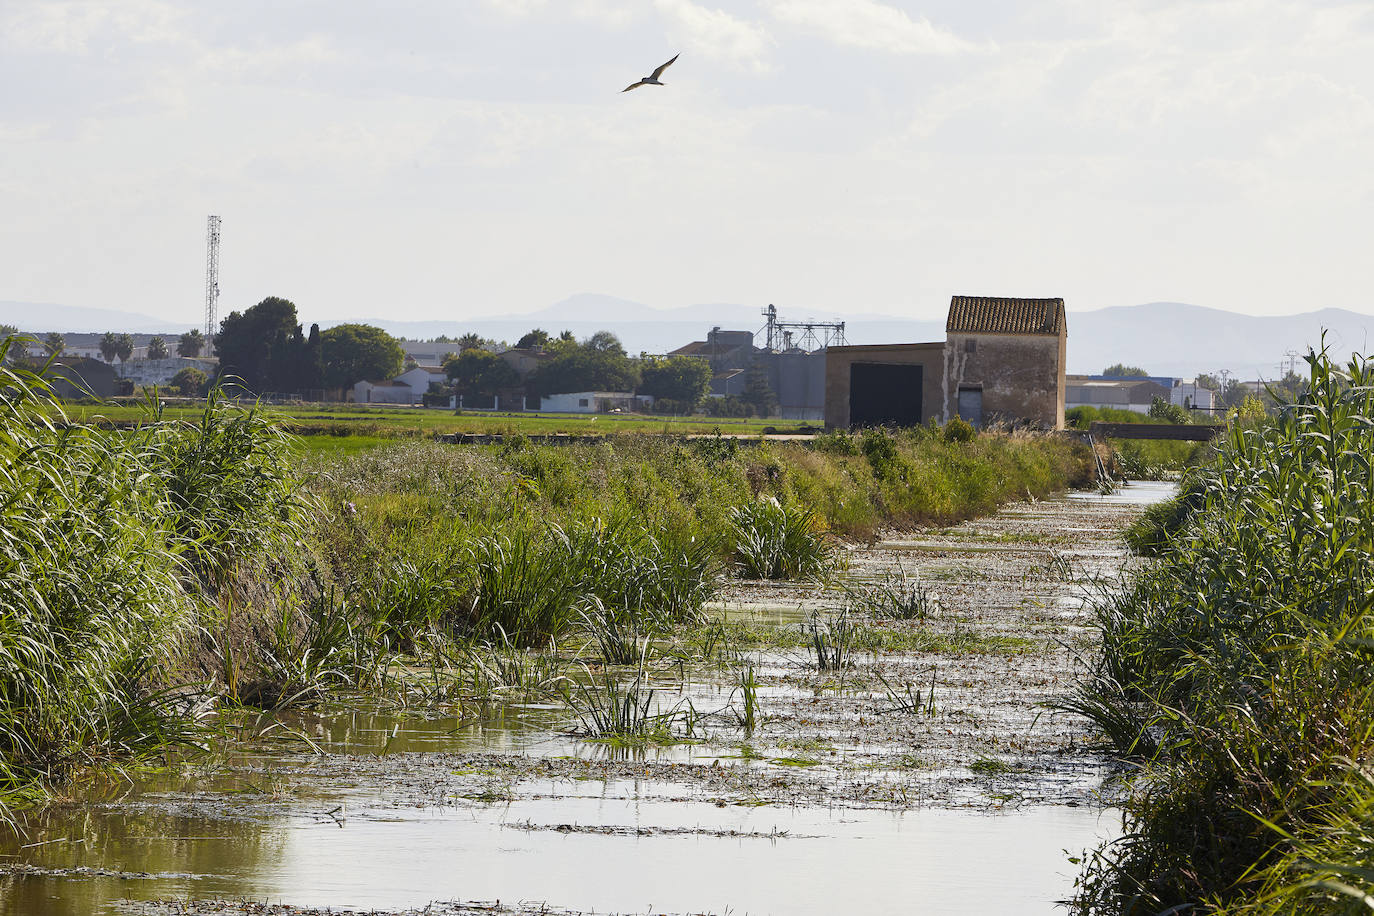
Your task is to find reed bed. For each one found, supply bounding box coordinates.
[0,349,309,817]
[1066,346,1374,915]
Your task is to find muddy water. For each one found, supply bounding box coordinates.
[0,482,1172,915]
[1,772,1116,916]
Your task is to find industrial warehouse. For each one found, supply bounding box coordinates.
[824,295,1068,430]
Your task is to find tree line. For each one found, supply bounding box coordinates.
[209,298,777,414]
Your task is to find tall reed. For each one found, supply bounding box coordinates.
[1065,344,1374,914]
[0,348,313,816]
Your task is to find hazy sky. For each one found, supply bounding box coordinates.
[3,0,1373,326]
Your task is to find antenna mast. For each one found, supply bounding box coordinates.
[204,215,221,349]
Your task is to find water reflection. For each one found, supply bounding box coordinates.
[2,792,1116,916]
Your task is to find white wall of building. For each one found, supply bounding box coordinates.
[1170,380,1216,410]
[394,366,447,399]
[353,380,414,404]
[539,391,651,413]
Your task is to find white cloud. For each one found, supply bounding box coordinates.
[763,0,984,55]
[1,0,185,53]
[654,0,775,72]
[480,0,642,28]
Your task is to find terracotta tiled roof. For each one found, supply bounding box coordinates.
[946,296,1065,335]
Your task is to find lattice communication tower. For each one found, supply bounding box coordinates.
[759,303,846,352]
[204,215,221,347]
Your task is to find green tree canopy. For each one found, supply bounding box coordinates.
[1103,363,1149,377]
[115,333,134,362]
[147,336,168,360]
[99,332,119,362]
[638,354,712,408]
[457,332,487,351]
[177,329,205,357]
[214,296,305,393]
[515,329,551,350]
[742,361,777,416]
[43,333,64,357]
[585,330,626,356]
[528,338,638,396]
[320,323,405,390]
[1148,395,1191,424]
[304,323,324,391]
[444,348,519,398]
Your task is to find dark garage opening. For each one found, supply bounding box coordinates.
[849,363,923,427]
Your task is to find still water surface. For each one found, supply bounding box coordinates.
[2,787,1115,916]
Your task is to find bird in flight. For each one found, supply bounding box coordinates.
[622,53,679,92]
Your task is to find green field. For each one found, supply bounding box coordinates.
[60,402,816,447]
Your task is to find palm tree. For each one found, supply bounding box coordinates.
[147,336,169,360]
[43,332,64,357]
[177,329,204,357]
[99,332,119,362]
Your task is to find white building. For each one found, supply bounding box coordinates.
[394,365,448,399]
[539,391,652,413]
[353,379,414,404]
[1169,379,1217,411]
[1065,376,1172,414]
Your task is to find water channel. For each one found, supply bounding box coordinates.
[0,482,1172,915]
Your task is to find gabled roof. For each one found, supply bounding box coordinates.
[947,296,1065,335]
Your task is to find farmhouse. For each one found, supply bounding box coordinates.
[825,296,1067,429]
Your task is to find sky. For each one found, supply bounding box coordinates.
[2,0,1373,327]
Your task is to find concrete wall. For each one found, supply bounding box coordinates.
[824,343,945,428]
[117,357,218,388]
[943,331,1064,429]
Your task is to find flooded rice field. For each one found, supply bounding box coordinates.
[0,482,1174,916]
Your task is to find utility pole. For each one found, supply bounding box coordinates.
[204,215,221,352]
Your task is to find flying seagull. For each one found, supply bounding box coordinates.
[622,53,679,92]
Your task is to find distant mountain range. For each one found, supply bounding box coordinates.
[4,295,1371,381]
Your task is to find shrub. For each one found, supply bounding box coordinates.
[168,366,208,397]
[730,496,835,581]
[941,416,976,443]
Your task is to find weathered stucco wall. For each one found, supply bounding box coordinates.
[824,343,945,428]
[943,332,1064,428]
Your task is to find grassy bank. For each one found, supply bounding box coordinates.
[1,351,1092,817]
[1066,348,1374,914]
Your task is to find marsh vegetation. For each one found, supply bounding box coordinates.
[1066,348,1374,915]
[0,339,1095,821]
